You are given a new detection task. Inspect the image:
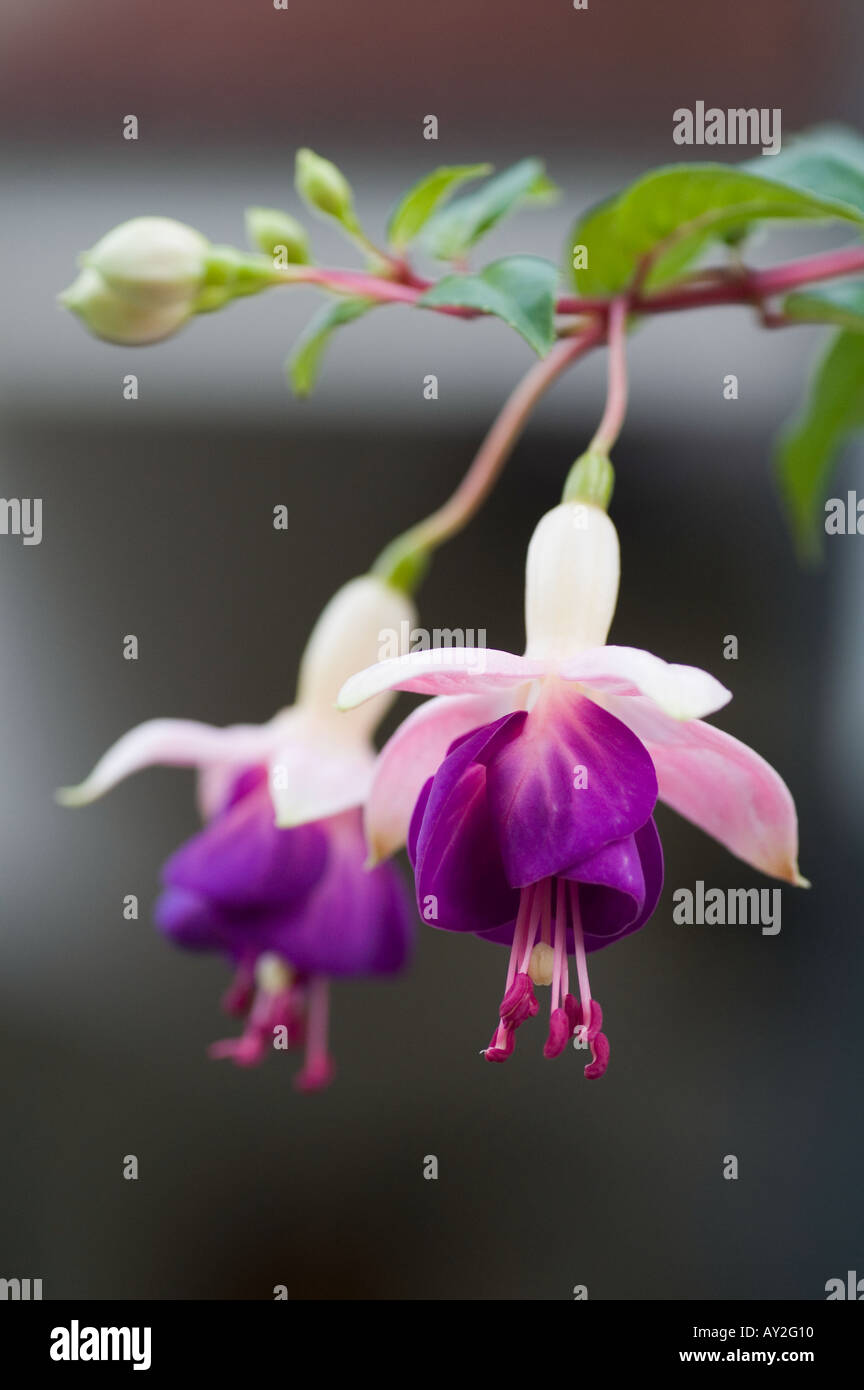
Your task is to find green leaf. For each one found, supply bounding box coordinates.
[777,329,864,557]
[287,297,375,396]
[419,255,558,355]
[387,164,492,250]
[568,160,864,296]
[423,158,551,261]
[742,125,864,195]
[524,172,561,205]
[784,281,864,333]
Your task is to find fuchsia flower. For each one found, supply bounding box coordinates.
[339,500,805,1078]
[59,577,417,1092]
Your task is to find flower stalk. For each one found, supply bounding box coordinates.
[372,321,604,592]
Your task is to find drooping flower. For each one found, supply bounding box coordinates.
[58,576,417,1090]
[338,498,805,1077]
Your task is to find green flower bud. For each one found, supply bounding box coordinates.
[295,148,357,227]
[194,244,277,312]
[245,207,310,264]
[562,450,615,511]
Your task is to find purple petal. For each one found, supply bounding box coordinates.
[155,886,283,959]
[271,811,414,976]
[474,820,663,952]
[480,686,658,887]
[162,780,327,910]
[576,818,664,951]
[409,716,522,934]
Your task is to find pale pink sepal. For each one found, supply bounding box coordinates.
[605,695,806,885]
[338,647,543,708]
[56,718,283,808]
[560,645,731,721]
[268,729,376,828]
[364,692,509,864]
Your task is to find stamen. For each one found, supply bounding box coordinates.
[552,877,567,1012]
[567,881,610,1080]
[567,880,593,1025]
[584,1031,610,1081]
[543,1008,571,1058]
[498,972,538,1027]
[484,1026,515,1063]
[486,885,540,1062]
[208,1033,267,1066]
[540,876,553,947]
[518,881,545,974]
[211,965,304,1069]
[543,877,571,1058]
[503,884,533,995]
[294,975,335,1093]
[221,961,255,1017]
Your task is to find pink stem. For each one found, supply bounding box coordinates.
[285,244,864,323]
[589,296,629,454]
[405,322,604,553]
[277,264,477,317]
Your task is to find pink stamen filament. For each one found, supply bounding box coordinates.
[489,877,608,1076]
[568,879,593,1038]
[504,884,533,995]
[552,877,567,1014]
[305,976,330,1074]
[540,877,553,947]
[518,884,545,975]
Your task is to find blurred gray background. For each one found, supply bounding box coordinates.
[1,0,863,1300]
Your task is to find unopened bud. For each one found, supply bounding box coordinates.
[245,207,310,264]
[82,217,209,306]
[59,267,195,346]
[295,148,357,226]
[60,217,276,344]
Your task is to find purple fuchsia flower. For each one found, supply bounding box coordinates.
[58,576,417,1092]
[339,499,805,1078]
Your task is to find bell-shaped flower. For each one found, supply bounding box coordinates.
[58,576,416,1091]
[338,501,805,1077]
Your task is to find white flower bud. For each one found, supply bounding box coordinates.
[60,217,211,345]
[83,217,209,306]
[59,267,195,346]
[524,502,620,661]
[297,575,416,738]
